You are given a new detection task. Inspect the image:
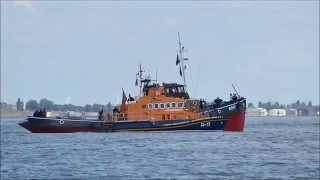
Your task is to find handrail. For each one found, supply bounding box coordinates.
[36,99,245,122]
[110,99,245,122]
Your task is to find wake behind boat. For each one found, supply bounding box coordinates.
[19,34,246,133]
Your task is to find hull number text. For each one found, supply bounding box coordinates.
[200,122,211,127]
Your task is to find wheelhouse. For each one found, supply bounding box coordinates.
[163,83,189,99]
[142,83,189,99]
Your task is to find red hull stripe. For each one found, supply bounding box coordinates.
[223,111,245,131]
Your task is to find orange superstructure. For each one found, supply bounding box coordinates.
[113,81,205,122]
[111,33,207,122]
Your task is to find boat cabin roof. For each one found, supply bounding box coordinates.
[143,82,190,99]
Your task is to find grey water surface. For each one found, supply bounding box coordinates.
[1,117,319,180]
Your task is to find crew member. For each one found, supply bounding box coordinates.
[33,110,39,117]
[98,109,104,121]
[128,94,135,101]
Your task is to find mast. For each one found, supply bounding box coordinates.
[135,64,145,96]
[178,32,187,92]
[139,64,142,96]
[136,64,154,96]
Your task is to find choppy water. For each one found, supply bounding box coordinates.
[1,117,319,179]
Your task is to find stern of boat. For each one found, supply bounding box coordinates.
[224,98,246,131]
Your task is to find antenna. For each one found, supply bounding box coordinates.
[177,32,188,92]
[235,84,241,95]
[136,64,145,96]
[232,84,240,96]
[155,69,158,83]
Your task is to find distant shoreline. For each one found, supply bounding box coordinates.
[0,110,30,119]
[1,110,319,120]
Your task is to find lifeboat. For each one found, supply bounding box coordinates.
[19,33,246,133]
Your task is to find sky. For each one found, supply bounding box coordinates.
[1,1,319,106]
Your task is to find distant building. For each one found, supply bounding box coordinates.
[16,98,24,111]
[0,102,16,110]
[286,108,298,116]
[297,108,309,116]
[85,112,99,117]
[0,102,8,109]
[246,108,268,117]
[268,109,286,116]
[307,106,320,116]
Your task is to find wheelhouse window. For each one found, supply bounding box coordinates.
[163,84,189,99]
[154,103,159,109]
[178,102,183,108]
[160,103,165,108]
[171,102,176,108]
[166,103,170,108]
[178,87,184,93]
[148,104,152,109]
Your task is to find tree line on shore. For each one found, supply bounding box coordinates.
[2,98,317,113]
[247,100,315,110]
[23,98,113,112]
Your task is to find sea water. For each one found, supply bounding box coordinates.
[1,117,319,179]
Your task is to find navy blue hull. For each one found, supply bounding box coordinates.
[19,99,246,133]
[19,116,227,133]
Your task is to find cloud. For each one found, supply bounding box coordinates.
[165,17,178,26]
[65,96,71,104]
[14,0,34,11]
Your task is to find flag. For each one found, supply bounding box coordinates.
[135,79,138,86]
[121,88,127,105]
[179,67,182,76]
[120,88,127,112]
[176,54,180,65]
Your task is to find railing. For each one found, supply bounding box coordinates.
[106,98,246,122]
